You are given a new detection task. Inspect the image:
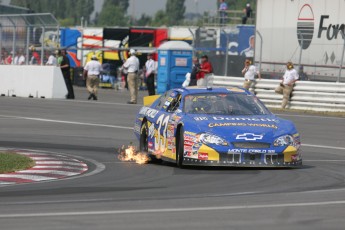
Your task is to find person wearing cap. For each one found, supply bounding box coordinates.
[275,62,299,109]
[123,49,140,104]
[198,55,213,87]
[241,58,261,90]
[83,55,102,100]
[145,53,156,96]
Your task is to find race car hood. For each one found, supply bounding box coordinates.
[185,114,296,143]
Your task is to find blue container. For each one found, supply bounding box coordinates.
[157,41,193,94]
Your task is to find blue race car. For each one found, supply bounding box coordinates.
[134,87,302,167]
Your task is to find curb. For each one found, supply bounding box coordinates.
[0,150,88,186]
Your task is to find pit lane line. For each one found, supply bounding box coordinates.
[0,200,344,218]
[1,114,345,152]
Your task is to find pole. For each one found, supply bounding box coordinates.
[0,24,2,63]
[8,18,16,65]
[337,30,345,83]
[221,29,229,76]
[188,28,196,57]
[298,31,303,68]
[41,26,45,65]
[256,30,263,72]
[26,26,30,65]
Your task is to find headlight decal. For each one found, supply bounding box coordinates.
[199,133,229,146]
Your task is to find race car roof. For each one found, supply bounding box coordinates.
[175,86,251,96]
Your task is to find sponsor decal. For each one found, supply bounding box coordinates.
[297,4,314,49]
[194,117,208,121]
[185,131,197,135]
[227,87,245,93]
[211,116,278,122]
[139,107,159,119]
[236,133,263,141]
[291,154,298,161]
[184,140,194,146]
[148,123,155,138]
[198,152,208,160]
[192,143,202,151]
[208,122,278,129]
[148,142,154,149]
[228,149,276,154]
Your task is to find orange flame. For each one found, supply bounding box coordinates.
[118,145,150,164]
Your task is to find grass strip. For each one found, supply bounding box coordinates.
[0,152,35,174]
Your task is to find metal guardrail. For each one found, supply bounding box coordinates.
[213,76,345,112]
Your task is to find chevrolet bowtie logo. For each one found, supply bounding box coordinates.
[236,133,263,141]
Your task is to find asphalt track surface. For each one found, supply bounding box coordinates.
[0,87,345,230]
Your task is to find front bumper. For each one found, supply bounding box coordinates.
[183,155,302,167]
[183,145,302,168]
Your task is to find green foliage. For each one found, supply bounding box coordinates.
[165,0,185,26]
[97,4,128,26]
[11,0,95,26]
[97,0,129,26]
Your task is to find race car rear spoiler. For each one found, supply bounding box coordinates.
[143,95,161,106]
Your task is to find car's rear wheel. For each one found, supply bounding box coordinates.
[176,126,184,168]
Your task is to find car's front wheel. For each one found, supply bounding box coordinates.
[176,126,184,168]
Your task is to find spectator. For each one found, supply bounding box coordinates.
[198,55,213,87]
[275,62,299,109]
[123,49,140,104]
[2,51,12,65]
[190,57,201,86]
[219,0,228,25]
[29,47,41,65]
[12,51,19,65]
[46,51,57,66]
[60,49,75,99]
[84,55,102,101]
[14,49,25,65]
[56,50,63,66]
[145,53,155,96]
[242,3,253,24]
[241,59,261,90]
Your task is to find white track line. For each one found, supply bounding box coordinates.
[0,115,133,130]
[16,170,80,176]
[0,174,56,180]
[303,144,345,151]
[0,200,344,218]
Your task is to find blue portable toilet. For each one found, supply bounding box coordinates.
[157,41,193,94]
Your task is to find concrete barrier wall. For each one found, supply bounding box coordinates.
[0,66,68,99]
[213,76,345,112]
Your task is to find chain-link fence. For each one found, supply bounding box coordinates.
[0,13,59,66]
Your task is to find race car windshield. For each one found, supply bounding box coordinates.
[184,93,270,115]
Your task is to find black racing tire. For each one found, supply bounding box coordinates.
[176,126,184,168]
[140,121,160,163]
[139,121,148,153]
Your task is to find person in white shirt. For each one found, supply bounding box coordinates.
[241,59,261,90]
[123,49,140,104]
[145,53,155,96]
[46,51,57,66]
[275,62,299,108]
[15,49,25,65]
[83,55,102,100]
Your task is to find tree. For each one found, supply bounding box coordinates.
[165,0,185,26]
[97,0,129,26]
[11,0,95,26]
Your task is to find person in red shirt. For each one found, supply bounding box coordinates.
[197,55,213,86]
